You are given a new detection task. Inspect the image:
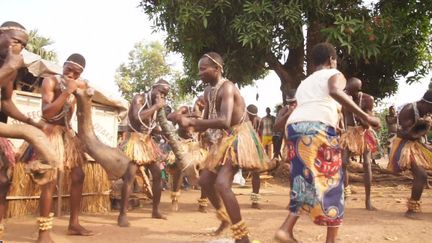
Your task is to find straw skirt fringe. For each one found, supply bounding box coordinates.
[204,121,269,171]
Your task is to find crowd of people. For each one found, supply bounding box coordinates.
[0,20,431,243]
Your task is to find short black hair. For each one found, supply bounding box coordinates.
[201,52,224,68]
[311,42,337,66]
[1,21,26,30]
[422,90,432,103]
[66,53,86,69]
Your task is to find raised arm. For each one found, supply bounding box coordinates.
[41,76,75,119]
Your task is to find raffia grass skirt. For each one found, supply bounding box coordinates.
[19,125,85,170]
[204,121,269,171]
[122,132,164,166]
[166,139,207,170]
[388,137,432,173]
[340,126,378,155]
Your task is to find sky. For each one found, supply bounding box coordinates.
[1,0,430,117]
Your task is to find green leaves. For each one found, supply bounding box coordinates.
[140,0,432,99]
[26,29,58,62]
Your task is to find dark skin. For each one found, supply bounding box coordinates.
[276,56,380,243]
[245,109,263,209]
[342,78,377,211]
[41,62,92,237]
[0,29,53,243]
[118,85,169,227]
[259,108,275,156]
[171,57,249,243]
[167,96,207,212]
[396,100,432,219]
[386,106,398,134]
[273,102,297,133]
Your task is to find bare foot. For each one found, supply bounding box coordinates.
[274,229,298,243]
[251,202,261,209]
[198,205,207,213]
[171,200,179,212]
[152,211,167,220]
[366,203,378,211]
[36,231,54,243]
[405,210,422,220]
[212,221,230,236]
[67,224,94,236]
[117,214,130,227]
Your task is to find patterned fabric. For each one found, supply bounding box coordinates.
[261,116,275,136]
[286,121,344,227]
[340,126,378,155]
[121,132,165,166]
[388,137,432,173]
[204,121,269,171]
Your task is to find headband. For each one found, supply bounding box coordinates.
[0,26,28,34]
[286,97,297,103]
[204,54,224,73]
[422,98,432,104]
[64,60,84,70]
[152,83,171,88]
[246,109,258,116]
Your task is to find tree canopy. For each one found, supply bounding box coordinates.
[26,29,58,62]
[115,41,190,107]
[140,0,432,101]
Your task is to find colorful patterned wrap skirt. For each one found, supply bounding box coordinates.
[286,121,344,227]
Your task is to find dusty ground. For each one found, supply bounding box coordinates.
[2,176,431,243]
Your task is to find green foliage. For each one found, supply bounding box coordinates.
[322,0,432,98]
[115,41,189,105]
[141,0,432,99]
[26,29,58,62]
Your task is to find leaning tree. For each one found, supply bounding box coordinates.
[140,0,431,101]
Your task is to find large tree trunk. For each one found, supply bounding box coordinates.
[0,122,59,184]
[266,48,305,104]
[75,88,129,180]
[306,20,324,75]
[156,109,199,186]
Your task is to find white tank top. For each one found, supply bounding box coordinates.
[288,68,344,128]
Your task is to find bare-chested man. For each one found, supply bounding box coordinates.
[0,21,56,243]
[40,53,93,237]
[385,105,398,155]
[246,104,264,209]
[167,95,209,212]
[119,79,169,227]
[171,52,269,243]
[388,90,432,219]
[340,77,379,210]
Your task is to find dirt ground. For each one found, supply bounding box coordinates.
[2,175,431,243]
